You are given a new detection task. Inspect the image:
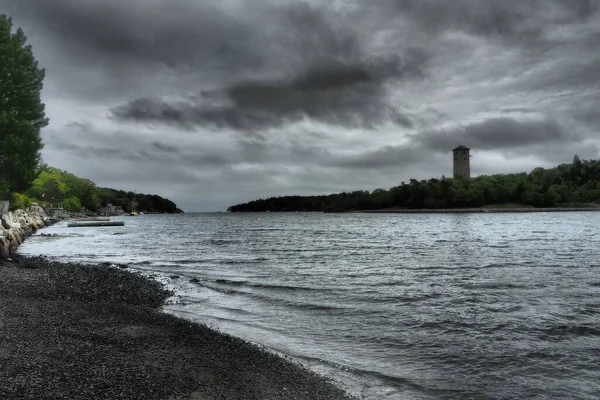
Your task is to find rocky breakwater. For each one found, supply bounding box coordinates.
[0,204,50,261]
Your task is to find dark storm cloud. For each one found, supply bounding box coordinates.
[3,0,428,115]
[111,51,423,130]
[418,118,581,152]
[3,0,262,72]
[109,1,427,131]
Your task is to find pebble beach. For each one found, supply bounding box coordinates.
[0,257,354,400]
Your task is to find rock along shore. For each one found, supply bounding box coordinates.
[0,204,51,261]
[0,208,354,400]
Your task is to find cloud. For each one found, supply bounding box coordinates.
[150,141,180,153]
[385,0,598,42]
[106,1,428,131]
[2,0,600,211]
[111,51,423,130]
[331,144,425,169]
[5,0,263,71]
[417,117,581,151]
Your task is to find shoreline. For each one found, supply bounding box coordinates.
[356,207,600,214]
[0,255,353,399]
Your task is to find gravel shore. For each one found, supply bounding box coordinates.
[0,257,354,400]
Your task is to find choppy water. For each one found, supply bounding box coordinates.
[19,212,600,399]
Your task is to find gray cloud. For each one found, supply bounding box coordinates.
[386,0,598,42]
[111,50,423,130]
[47,127,239,169]
[2,0,427,130]
[5,0,263,72]
[332,145,425,169]
[417,117,581,152]
[106,1,427,131]
[150,141,180,154]
[517,58,600,92]
[2,0,600,210]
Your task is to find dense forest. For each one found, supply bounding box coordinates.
[228,157,600,212]
[10,165,182,214]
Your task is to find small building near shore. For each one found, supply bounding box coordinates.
[452,145,470,179]
[44,203,66,219]
[99,203,125,216]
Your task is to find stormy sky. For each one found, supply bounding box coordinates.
[2,0,600,211]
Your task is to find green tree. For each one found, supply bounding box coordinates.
[62,196,82,212]
[0,15,48,196]
[514,182,525,204]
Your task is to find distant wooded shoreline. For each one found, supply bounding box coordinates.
[228,157,600,213]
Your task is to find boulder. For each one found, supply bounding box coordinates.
[0,237,9,259]
[1,215,10,230]
[0,204,51,260]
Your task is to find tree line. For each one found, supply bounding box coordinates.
[227,156,600,212]
[0,15,181,214]
[11,165,182,214]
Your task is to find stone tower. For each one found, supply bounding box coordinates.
[452,145,470,179]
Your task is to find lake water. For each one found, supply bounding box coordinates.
[19,212,600,399]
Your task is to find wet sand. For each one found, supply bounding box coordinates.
[0,257,354,400]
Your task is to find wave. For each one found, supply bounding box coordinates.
[369,293,443,304]
[294,354,470,399]
[406,262,523,271]
[188,279,348,312]
[149,257,271,266]
[459,282,540,290]
[416,319,476,331]
[362,280,406,287]
[36,233,84,238]
[219,257,269,265]
[208,238,242,246]
[524,351,564,361]
[538,324,600,339]
[575,304,600,316]
[213,278,322,292]
[485,305,524,313]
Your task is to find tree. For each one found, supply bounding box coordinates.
[571,154,583,184]
[0,15,48,196]
[514,181,525,204]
